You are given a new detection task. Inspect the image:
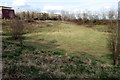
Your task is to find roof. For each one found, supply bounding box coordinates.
[0,6,12,9]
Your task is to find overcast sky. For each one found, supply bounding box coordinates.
[0,0,119,13]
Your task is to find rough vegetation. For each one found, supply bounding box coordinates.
[2,20,120,79]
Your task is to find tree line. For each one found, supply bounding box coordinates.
[15,11,61,20]
[15,9,117,25]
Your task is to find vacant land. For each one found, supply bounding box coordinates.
[2,20,120,79]
[24,21,111,63]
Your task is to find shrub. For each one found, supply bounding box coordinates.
[107,20,120,65]
[8,19,25,46]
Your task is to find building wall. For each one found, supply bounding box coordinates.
[0,8,2,18]
[0,8,15,19]
[2,9,15,19]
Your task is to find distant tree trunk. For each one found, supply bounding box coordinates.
[108,3,120,65]
[113,57,118,65]
[19,35,23,48]
[108,2,120,65]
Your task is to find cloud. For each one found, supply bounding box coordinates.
[43,5,64,10]
[103,6,111,9]
[0,2,8,6]
[12,0,28,7]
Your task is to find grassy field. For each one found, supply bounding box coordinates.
[2,20,120,79]
[24,21,111,63]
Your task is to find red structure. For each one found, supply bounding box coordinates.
[0,6,15,19]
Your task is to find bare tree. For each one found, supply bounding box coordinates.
[68,12,76,20]
[76,11,82,20]
[108,6,120,65]
[101,12,107,20]
[61,10,70,21]
[108,9,116,20]
[8,19,25,47]
[82,12,89,20]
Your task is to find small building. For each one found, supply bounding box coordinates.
[0,6,15,19]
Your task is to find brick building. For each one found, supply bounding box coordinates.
[0,6,15,19]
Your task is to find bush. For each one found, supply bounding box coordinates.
[108,20,120,65]
[8,19,25,46]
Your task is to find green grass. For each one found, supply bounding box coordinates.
[2,21,120,79]
[2,39,120,79]
[24,21,111,63]
[92,25,109,32]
